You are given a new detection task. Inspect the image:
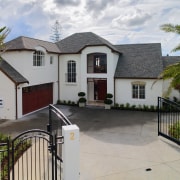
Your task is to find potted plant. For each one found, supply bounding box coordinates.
[104,93,113,109]
[78,92,86,107]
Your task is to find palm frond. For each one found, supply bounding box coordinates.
[171,43,180,52]
[0,27,10,50]
[160,62,180,80]
[160,24,180,34]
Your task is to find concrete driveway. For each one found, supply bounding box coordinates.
[0,105,180,180]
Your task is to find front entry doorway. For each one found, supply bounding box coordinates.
[87,78,107,105]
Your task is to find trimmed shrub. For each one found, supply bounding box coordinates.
[104,99,113,105]
[78,97,87,103]
[78,92,86,97]
[106,93,113,99]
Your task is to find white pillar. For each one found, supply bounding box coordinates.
[62,124,80,180]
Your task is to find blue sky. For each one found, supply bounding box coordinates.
[0,0,180,56]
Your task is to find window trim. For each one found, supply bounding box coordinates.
[66,60,76,83]
[131,81,146,100]
[33,50,45,67]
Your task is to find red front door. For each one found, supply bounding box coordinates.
[97,80,107,100]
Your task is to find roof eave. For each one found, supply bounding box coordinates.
[0,68,29,85]
[114,77,159,79]
[77,44,122,54]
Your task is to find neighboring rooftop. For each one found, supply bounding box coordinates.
[114,43,163,78]
[0,58,29,85]
[162,56,180,68]
[5,36,60,53]
[56,32,121,54]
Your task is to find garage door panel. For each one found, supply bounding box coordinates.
[22,83,53,115]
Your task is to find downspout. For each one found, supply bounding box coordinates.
[58,55,60,100]
[15,84,18,120]
[114,77,116,105]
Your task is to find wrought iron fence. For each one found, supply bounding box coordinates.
[0,104,73,180]
[48,104,72,137]
[158,97,180,145]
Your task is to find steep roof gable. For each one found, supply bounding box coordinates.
[5,36,60,53]
[56,32,120,53]
[114,43,163,79]
[0,58,29,85]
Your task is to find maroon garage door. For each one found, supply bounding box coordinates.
[22,83,53,115]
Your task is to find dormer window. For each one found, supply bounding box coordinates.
[33,51,45,66]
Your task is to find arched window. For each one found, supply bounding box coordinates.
[67,60,76,83]
[33,51,45,66]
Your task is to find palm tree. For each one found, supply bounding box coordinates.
[160,24,180,96]
[0,26,10,56]
[160,24,180,52]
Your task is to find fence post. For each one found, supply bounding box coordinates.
[62,124,80,180]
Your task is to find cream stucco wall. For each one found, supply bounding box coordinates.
[0,71,16,119]
[59,46,119,103]
[2,48,59,119]
[81,46,119,97]
[2,50,58,86]
[59,54,81,103]
[115,79,163,106]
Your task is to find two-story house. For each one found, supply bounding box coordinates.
[0,32,179,120]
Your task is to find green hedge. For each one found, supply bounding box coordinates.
[169,121,180,139]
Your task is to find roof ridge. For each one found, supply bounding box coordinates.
[114,43,161,46]
[6,36,55,44]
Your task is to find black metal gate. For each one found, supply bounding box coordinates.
[47,104,72,164]
[11,129,58,180]
[0,104,71,180]
[158,97,180,145]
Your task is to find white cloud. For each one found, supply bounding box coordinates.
[0,0,180,55]
[112,8,151,29]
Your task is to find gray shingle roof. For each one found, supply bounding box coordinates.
[114,43,163,78]
[0,58,29,85]
[162,56,180,68]
[56,32,120,53]
[5,36,60,53]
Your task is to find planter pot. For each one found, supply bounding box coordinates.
[79,102,86,107]
[105,104,111,109]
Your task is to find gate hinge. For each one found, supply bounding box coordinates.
[56,136,64,144]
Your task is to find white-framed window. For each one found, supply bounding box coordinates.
[66,60,76,83]
[33,51,45,66]
[132,82,145,99]
[50,56,53,64]
[0,98,3,108]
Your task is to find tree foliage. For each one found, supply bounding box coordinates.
[160,24,180,52]
[50,20,62,42]
[159,23,180,95]
[0,26,10,55]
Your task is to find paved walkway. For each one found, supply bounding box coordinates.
[0,105,180,180]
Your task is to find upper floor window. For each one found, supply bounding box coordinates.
[87,53,107,73]
[33,51,45,66]
[66,60,76,83]
[50,56,53,64]
[132,82,146,99]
